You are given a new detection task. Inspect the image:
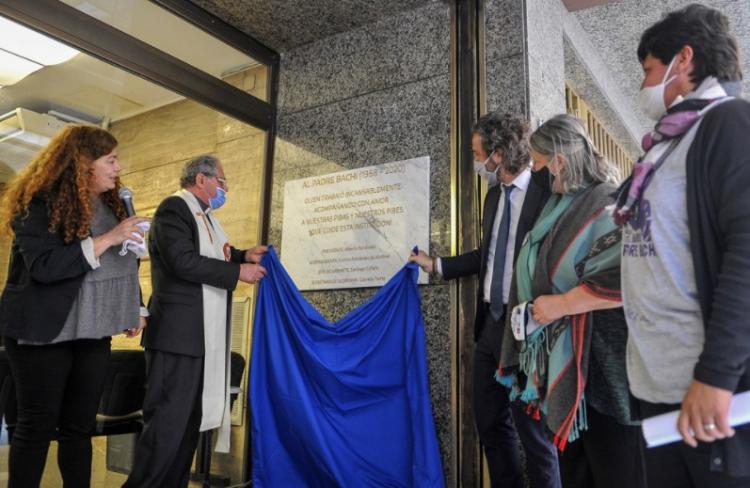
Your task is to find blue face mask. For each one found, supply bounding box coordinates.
[209,186,226,209]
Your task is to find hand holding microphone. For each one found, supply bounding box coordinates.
[107,186,150,256]
[104,216,148,245]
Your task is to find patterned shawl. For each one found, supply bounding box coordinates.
[497,182,621,451]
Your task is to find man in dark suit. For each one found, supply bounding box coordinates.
[411,113,558,488]
[125,155,266,488]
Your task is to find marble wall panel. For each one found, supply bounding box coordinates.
[485,0,529,116]
[485,0,641,156]
[485,0,526,62]
[278,4,449,114]
[269,1,454,479]
[526,0,567,124]
[273,74,452,260]
[486,52,528,116]
[563,6,644,153]
[564,41,642,158]
[575,0,750,137]
[190,0,438,51]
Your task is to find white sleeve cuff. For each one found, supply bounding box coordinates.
[139,306,150,318]
[80,237,101,269]
[435,257,443,276]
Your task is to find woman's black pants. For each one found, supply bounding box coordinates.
[4,336,111,488]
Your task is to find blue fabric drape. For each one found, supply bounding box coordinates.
[250,246,444,487]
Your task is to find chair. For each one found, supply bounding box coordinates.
[192,351,246,487]
[94,349,146,436]
[94,349,146,475]
[0,347,146,472]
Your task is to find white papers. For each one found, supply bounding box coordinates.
[642,391,750,448]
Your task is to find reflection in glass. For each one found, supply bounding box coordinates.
[60,0,266,100]
[0,17,78,85]
[0,12,267,487]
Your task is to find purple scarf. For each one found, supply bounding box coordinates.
[613,98,725,226]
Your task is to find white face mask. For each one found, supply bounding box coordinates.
[638,56,683,121]
[473,150,499,185]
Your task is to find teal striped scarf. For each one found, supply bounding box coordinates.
[497,183,621,450]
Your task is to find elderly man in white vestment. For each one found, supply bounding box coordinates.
[124,155,266,488]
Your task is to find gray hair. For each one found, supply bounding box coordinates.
[180,154,220,188]
[529,114,619,194]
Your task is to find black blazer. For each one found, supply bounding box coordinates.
[441,176,550,341]
[143,195,245,357]
[0,197,94,342]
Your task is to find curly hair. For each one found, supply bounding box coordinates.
[638,3,742,85]
[0,124,126,243]
[473,113,530,175]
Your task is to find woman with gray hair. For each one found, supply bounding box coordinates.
[497,114,645,488]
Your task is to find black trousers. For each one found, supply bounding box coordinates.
[124,349,203,488]
[4,335,111,488]
[474,312,561,488]
[559,403,646,488]
[639,400,750,488]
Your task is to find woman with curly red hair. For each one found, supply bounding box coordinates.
[0,124,148,487]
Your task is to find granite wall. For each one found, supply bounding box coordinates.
[485,0,528,116]
[488,0,750,162]
[268,1,454,481]
[485,0,640,152]
[485,0,565,123]
[526,0,568,125]
[191,0,436,51]
[564,7,643,158]
[574,0,749,147]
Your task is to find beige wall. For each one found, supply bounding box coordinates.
[0,66,267,484]
[0,65,268,308]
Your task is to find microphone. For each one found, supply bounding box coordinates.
[118,186,136,217]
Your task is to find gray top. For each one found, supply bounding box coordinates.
[621,80,729,404]
[20,200,141,345]
[621,115,704,404]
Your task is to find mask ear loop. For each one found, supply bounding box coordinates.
[483,149,496,170]
[490,149,507,181]
[662,54,680,86]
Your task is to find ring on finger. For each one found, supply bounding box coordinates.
[703,423,716,431]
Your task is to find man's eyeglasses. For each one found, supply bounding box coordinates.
[200,172,227,188]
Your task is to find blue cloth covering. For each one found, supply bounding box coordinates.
[250,246,444,487]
